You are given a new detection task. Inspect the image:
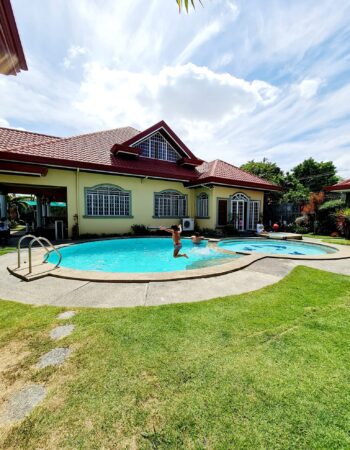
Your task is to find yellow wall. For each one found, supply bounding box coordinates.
[77,171,196,235]
[1,168,266,236]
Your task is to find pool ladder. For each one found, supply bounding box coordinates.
[17,234,62,274]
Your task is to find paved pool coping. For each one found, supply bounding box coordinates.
[7,237,350,283]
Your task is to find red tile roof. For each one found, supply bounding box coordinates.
[0,123,280,190]
[0,127,60,149]
[194,159,281,191]
[325,178,350,192]
[0,0,27,75]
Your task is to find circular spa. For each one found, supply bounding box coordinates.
[47,238,241,273]
[218,238,337,256]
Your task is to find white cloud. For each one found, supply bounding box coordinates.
[74,62,279,129]
[0,118,10,128]
[63,45,87,69]
[298,78,323,99]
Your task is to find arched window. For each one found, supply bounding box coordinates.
[231,193,250,202]
[154,190,187,217]
[196,192,209,218]
[134,132,180,162]
[85,185,131,217]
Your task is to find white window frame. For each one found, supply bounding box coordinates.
[86,185,131,217]
[154,191,187,218]
[134,132,181,162]
[196,193,209,218]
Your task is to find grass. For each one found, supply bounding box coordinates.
[1,266,350,449]
[304,234,350,246]
[0,247,15,256]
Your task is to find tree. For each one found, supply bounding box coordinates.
[291,158,339,193]
[240,158,285,185]
[176,0,203,12]
[282,173,310,203]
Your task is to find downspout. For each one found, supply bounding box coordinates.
[76,168,80,218]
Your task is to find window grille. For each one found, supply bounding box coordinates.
[86,185,130,216]
[196,193,209,217]
[134,132,180,162]
[154,191,187,217]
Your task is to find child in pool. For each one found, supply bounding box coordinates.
[191,232,203,245]
[159,224,189,259]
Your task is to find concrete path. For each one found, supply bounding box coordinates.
[0,250,349,308]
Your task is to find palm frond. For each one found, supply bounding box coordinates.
[177,0,203,13]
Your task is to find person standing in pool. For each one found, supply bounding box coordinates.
[159,224,189,259]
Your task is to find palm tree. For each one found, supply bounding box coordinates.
[177,0,203,13]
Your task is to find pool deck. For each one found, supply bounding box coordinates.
[1,238,349,308]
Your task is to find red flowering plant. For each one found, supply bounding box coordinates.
[336,208,350,240]
[301,192,325,234]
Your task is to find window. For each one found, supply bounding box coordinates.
[86,185,131,217]
[134,132,180,162]
[154,191,187,217]
[196,193,209,217]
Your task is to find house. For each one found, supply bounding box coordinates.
[325,179,350,207]
[0,0,27,75]
[0,121,280,237]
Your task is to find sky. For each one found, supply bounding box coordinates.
[1,0,350,178]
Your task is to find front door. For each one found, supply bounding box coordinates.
[217,199,228,226]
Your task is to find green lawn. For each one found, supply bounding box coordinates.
[305,234,350,246]
[0,247,15,256]
[1,267,350,449]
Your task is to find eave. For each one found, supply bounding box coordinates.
[0,0,28,75]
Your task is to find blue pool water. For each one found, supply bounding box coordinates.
[47,238,240,273]
[218,239,336,256]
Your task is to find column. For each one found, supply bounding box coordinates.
[0,194,6,219]
[36,196,42,227]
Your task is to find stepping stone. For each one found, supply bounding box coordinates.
[50,325,75,341]
[57,311,76,320]
[1,385,47,423]
[36,348,71,369]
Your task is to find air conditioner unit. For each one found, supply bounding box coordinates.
[182,218,195,231]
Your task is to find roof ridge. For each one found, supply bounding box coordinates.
[0,127,60,139]
[64,126,141,142]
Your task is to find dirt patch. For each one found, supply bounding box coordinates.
[0,342,31,409]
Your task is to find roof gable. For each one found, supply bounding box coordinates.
[123,120,201,162]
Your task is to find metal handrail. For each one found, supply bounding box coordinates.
[28,237,62,273]
[17,234,37,268]
[17,234,62,273]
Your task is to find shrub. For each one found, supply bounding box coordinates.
[222,224,239,236]
[200,228,218,238]
[336,208,350,240]
[293,225,311,234]
[131,224,149,236]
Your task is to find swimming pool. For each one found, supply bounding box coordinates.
[218,239,337,256]
[47,238,240,273]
